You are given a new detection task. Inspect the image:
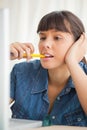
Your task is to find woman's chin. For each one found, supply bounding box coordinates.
[41,63,55,69]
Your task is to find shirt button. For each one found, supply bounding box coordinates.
[77,117,82,122]
[57,96,60,100]
[52,116,56,119]
[66,88,71,93]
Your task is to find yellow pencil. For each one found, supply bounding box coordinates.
[23,53,45,58]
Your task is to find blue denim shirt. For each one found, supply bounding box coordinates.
[10,60,87,126]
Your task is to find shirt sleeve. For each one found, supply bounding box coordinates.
[80,62,87,75]
[10,65,17,100]
[83,63,87,74]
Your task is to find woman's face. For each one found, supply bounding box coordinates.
[38,29,74,69]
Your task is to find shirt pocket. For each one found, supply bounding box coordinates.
[64,108,87,126]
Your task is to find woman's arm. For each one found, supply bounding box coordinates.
[65,33,87,114]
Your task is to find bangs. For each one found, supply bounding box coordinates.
[37,11,70,33]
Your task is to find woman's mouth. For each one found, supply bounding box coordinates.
[42,53,54,59]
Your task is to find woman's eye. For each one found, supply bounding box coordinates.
[54,36,62,40]
[40,37,46,41]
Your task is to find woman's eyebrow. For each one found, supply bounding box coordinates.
[39,32,46,35]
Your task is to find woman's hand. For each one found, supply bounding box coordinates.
[65,33,87,114]
[10,42,34,60]
[65,33,87,64]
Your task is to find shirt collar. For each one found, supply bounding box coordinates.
[31,66,48,94]
[66,76,75,88]
[31,66,75,94]
[58,76,75,97]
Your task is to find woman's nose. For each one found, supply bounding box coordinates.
[43,40,52,49]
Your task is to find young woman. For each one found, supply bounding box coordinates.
[10,10,87,126]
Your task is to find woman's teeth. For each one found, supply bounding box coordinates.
[44,54,53,58]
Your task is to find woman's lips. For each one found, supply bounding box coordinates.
[42,53,54,58]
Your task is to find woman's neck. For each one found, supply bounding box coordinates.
[48,65,70,87]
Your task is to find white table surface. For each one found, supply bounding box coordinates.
[33,125,87,130]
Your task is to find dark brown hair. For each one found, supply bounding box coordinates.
[37,10,85,41]
[37,10,86,63]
